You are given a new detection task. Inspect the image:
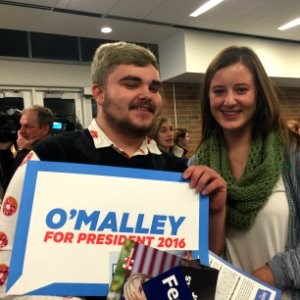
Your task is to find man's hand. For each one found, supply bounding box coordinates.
[183,165,227,255]
[252,265,275,287]
[17,132,39,150]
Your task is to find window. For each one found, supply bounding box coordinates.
[31,32,79,61]
[0,97,24,110]
[0,29,158,62]
[0,29,28,58]
[81,37,111,62]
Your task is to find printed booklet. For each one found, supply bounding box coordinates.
[209,252,281,300]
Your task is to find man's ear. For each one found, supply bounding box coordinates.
[92,84,104,106]
[41,124,51,136]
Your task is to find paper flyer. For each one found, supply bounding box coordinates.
[142,260,219,300]
[142,266,194,300]
[209,252,281,300]
[7,160,209,296]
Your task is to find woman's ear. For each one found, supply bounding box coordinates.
[92,84,104,106]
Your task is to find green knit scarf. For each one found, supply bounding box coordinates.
[196,130,285,231]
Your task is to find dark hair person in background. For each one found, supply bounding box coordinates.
[0,41,226,299]
[189,46,300,299]
[174,127,189,160]
[0,105,54,192]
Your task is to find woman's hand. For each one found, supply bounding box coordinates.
[183,165,227,255]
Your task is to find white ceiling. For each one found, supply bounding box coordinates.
[0,0,300,44]
[0,0,300,86]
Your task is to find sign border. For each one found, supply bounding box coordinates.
[8,160,209,296]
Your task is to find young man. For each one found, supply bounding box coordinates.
[0,42,226,299]
[0,105,54,192]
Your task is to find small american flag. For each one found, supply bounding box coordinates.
[128,242,182,277]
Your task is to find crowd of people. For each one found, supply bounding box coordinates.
[0,41,299,300]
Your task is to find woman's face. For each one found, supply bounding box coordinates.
[157,120,174,151]
[180,133,189,148]
[209,62,256,135]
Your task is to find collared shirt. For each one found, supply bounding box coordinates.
[88,119,161,157]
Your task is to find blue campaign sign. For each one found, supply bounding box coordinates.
[7,160,209,296]
[142,266,193,300]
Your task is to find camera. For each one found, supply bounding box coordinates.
[51,118,71,135]
[0,107,21,142]
[51,117,82,135]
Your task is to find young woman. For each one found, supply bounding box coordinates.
[190,46,300,300]
[149,115,185,158]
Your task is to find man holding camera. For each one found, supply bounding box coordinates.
[0,105,54,193]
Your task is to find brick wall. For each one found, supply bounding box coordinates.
[161,82,300,158]
[279,87,300,119]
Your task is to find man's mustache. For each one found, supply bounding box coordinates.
[129,100,156,113]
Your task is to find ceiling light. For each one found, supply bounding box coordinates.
[190,0,224,17]
[101,27,112,33]
[278,17,300,30]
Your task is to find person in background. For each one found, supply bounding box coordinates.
[174,127,189,160]
[287,119,300,152]
[287,118,300,136]
[0,105,54,192]
[189,46,300,299]
[149,115,186,158]
[0,41,226,299]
